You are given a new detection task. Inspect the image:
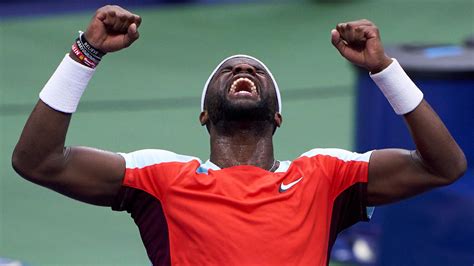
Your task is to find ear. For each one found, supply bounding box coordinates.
[199,111,209,126]
[274,112,282,127]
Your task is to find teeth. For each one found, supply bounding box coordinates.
[229,77,257,94]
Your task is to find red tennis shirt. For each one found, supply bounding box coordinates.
[112,148,374,265]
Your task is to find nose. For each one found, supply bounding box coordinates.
[232,63,256,75]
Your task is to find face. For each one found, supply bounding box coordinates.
[203,57,280,126]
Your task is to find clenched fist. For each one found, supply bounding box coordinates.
[331,19,392,73]
[84,5,142,53]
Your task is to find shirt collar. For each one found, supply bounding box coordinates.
[197,159,291,174]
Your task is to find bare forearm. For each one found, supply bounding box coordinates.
[333,20,467,205]
[13,101,71,178]
[404,100,467,181]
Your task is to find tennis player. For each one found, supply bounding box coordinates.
[12,5,467,265]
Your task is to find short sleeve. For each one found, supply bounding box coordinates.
[300,148,374,224]
[113,149,199,206]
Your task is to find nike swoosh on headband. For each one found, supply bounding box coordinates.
[279,176,304,193]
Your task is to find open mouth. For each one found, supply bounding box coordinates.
[229,77,258,97]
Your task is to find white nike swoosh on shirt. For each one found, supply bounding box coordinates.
[279,177,304,192]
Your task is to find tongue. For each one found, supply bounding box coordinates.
[235,90,252,96]
[236,81,252,92]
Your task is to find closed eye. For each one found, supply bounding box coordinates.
[220,67,232,73]
[255,66,266,74]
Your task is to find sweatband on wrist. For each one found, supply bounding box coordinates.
[39,54,95,113]
[370,58,424,115]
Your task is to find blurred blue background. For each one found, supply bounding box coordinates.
[1,0,473,265]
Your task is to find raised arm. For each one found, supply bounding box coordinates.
[12,5,142,206]
[331,20,467,206]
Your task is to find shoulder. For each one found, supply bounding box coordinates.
[299,148,373,163]
[119,149,200,169]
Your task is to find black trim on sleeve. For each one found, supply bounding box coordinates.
[326,182,369,265]
[111,186,171,266]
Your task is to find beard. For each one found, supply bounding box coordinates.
[206,89,276,125]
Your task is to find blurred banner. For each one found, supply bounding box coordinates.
[352,41,474,265]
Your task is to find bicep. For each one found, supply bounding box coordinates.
[367,149,446,206]
[36,146,126,206]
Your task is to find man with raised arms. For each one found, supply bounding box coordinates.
[12,5,467,266]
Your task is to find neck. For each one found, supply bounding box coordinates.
[209,121,276,170]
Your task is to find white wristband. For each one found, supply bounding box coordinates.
[370,58,423,115]
[39,54,95,113]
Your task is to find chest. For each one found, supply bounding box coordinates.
[163,164,333,237]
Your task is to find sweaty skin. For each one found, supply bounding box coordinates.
[200,57,282,171]
[12,6,466,211]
